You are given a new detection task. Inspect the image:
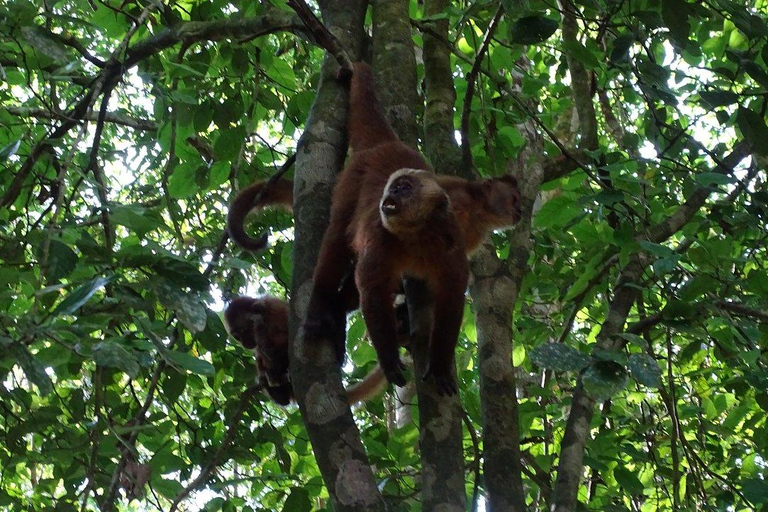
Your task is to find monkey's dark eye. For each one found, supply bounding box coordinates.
[392,180,412,195]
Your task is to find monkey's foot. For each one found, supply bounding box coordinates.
[381,358,407,387]
[423,365,458,396]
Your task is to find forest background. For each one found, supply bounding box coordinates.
[1,0,767,511]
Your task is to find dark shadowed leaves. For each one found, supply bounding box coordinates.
[509,15,559,45]
[92,340,140,378]
[736,106,768,155]
[52,275,117,316]
[627,354,662,387]
[9,343,53,396]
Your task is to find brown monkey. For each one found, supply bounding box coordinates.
[229,64,520,394]
[305,63,520,395]
[224,295,389,405]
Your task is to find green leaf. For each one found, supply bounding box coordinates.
[281,487,311,512]
[509,15,559,45]
[582,361,629,400]
[610,34,634,64]
[214,126,246,162]
[529,344,590,372]
[163,351,214,376]
[534,196,582,228]
[154,282,207,333]
[111,204,166,235]
[618,333,649,349]
[562,40,601,69]
[736,106,768,155]
[168,162,200,199]
[614,467,645,494]
[92,341,140,378]
[744,270,768,296]
[741,478,768,504]
[53,275,116,316]
[627,354,662,387]
[698,90,739,108]
[742,61,768,90]
[694,172,736,187]
[661,0,691,46]
[40,240,78,282]
[0,139,21,160]
[11,344,54,396]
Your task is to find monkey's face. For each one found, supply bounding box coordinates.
[486,175,522,225]
[380,169,449,235]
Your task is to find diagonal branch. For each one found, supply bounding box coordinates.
[287,0,353,77]
[645,140,753,244]
[460,5,503,172]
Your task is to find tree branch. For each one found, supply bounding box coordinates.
[7,106,157,131]
[168,387,258,512]
[460,5,503,172]
[287,0,353,77]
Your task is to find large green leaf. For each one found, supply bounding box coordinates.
[509,15,559,45]
[530,344,590,372]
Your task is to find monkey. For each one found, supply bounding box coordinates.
[227,63,520,395]
[223,294,391,405]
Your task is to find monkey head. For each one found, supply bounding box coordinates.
[379,168,450,235]
[223,296,265,350]
[484,174,522,226]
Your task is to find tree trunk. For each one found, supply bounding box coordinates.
[288,2,383,510]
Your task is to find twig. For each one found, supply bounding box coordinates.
[7,106,157,131]
[168,387,258,512]
[286,0,353,76]
[460,5,503,172]
[461,410,482,512]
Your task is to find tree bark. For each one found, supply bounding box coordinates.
[288,2,384,511]
[372,1,466,509]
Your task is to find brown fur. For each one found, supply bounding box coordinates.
[305,62,518,395]
[224,295,387,405]
[229,63,520,395]
[227,178,293,252]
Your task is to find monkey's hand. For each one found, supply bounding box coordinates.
[381,357,407,388]
[423,364,458,396]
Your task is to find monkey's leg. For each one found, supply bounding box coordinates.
[304,219,355,361]
[423,256,469,395]
[357,259,406,387]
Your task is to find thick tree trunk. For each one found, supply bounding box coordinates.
[288,2,384,511]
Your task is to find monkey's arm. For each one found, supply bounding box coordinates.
[356,252,406,387]
[423,250,469,395]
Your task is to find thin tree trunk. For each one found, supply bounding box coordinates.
[372,1,466,509]
[422,2,528,509]
[288,2,383,511]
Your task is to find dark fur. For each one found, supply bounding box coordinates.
[224,293,394,405]
[229,63,521,395]
[305,63,520,395]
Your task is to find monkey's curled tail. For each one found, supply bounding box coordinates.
[227,178,293,252]
[346,365,387,404]
[348,62,399,152]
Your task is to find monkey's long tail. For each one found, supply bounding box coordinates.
[346,365,387,405]
[227,178,293,252]
[348,62,399,152]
